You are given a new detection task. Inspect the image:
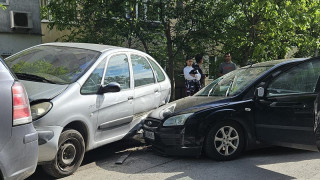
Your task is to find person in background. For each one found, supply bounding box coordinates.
[219,52,237,76]
[184,56,201,96]
[193,54,206,88]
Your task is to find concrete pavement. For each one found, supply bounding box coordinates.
[28,139,320,180]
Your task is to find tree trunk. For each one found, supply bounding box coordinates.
[242,46,250,66]
[164,23,175,101]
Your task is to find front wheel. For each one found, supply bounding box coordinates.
[42,129,85,178]
[204,121,244,161]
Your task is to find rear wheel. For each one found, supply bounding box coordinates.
[204,121,244,161]
[42,129,85,178]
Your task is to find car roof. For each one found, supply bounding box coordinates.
[42,42,130,52]
[242,58,309,68]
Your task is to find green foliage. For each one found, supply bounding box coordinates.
[216,0,320,66]
[45,0,320,99]
[0,4,6,10]
[12,60,69,77]
[40,5,49,20]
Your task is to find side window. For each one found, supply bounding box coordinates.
[81,60,105,94]
[267,61,320,97]
[131,55,155,87]
[148,58,165,82]
[104,54,130,90]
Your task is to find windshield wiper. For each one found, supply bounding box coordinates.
[15,73,56,84]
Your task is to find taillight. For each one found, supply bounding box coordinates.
[12,82,32,126]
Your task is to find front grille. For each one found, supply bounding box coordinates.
[143,118,161,128]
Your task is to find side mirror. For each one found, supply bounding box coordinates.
[98,82,121,94]
[256,87,265,97]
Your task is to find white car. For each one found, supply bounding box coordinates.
[5,43,171,178]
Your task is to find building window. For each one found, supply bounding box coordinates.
[39,0,79,22]
[0,0,9,5]
[137,0,160,22]
[126,0,160,22]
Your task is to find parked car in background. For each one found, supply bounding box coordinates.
[0,56,38,180]
[143,57,320,161]
[5,43,171,178]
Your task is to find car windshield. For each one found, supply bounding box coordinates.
[195,66,272,97]
[5,45,101,84]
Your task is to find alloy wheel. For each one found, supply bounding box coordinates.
[214,126,239,156]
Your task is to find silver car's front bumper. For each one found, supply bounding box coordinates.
[36,126,63,163]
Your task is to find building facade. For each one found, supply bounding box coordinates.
[0,0,42,57]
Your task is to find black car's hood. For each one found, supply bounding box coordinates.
[148,96,229,120]
[21,80,68,102]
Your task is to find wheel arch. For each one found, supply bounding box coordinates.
[197,109,255,151]
[63,121,89,151]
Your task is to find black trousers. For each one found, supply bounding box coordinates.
[185,79,201,96]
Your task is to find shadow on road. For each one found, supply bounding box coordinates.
[27,137,145,180]
[27,137,320,180]
[92,145,320,180]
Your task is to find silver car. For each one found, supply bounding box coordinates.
[5,43,171,178]
[0,56,38,180]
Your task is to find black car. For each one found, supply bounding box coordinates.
[143,57,320,160]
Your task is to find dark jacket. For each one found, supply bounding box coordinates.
[192,64,205,86]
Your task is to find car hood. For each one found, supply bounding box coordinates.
[21,80,68,102]
[148,96,229,120]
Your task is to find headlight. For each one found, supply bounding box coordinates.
[31,102,52,120]
[163,113,193,126]
[159,104,176,119]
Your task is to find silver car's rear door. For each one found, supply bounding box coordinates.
[131,54,159,114]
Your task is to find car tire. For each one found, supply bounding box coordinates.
[42,129,85,178]
[204,121,244,161]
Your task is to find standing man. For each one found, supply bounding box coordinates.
[219,52,237,76]
[193,54,206,88]
[184,56,201,96]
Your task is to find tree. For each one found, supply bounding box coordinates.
[45,0,320,99]
[46,0,218,100]
[0,4,6,10]
[215,0,320,66]
[291,0,320,57]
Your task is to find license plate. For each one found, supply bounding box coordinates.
[144,131,155,140]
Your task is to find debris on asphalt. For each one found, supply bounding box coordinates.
[115,151,132,165]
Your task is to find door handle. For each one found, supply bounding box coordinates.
[154,89,159,93]
[128,96,133,100]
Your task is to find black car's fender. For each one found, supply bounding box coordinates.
[188,107,257,151]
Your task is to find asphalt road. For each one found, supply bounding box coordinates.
[28,138,320,180]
